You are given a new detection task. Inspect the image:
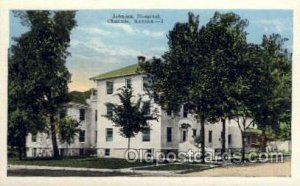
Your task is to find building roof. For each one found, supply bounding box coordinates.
[90,63,141,81]
[245,128,262,135]
[68,90,91,105]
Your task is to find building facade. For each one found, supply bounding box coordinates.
[90,57,258,159]
[26,57,260,159]
[26,91,98,157]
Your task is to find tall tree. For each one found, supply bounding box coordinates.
[9,11,77,158]
[201,12,249,155]
[254,34,292,151]
[104,87,158,152]
[140,12,292,163]
[230,43,274,162]
[140,12,220,163]
[8,24,47,160]
[231,36,291,160]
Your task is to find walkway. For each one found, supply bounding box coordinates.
[184,161,291,177]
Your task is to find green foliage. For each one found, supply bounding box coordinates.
[140,11,251,160]
[255,34,292,129]
[275,123,291,140]
[140,11,291,160]
[103,87,158,148]
[8,11,77,158]
[58,116,81,145]
[68,90,91,105]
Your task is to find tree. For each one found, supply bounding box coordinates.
[254,34,292,151]
[230,43,274,162]
[8,46,47,159]
[140,12,220,163]
[103,87,158,152]
[58,116,81,157]
[200,12,249,156]
[140,12,249,161]
[231,34,291,160]
[9,11,77,159]
[139,13,206,162]
[140,12,291,163]
[7,109,45,159]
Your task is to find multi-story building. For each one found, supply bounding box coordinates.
[26,56,260,159]
[26,90,98,157]
[90,56,258,159]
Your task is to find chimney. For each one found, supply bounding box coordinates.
[137,56,146,63]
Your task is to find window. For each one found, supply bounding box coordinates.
[228,134,232,144]
[32,133,37,142]
[125,78,132,89]
[105,149,110,156]
[92,89,97,96]
[106,104,113,117]
[60,149,64,156]
[32,148,37,157]
[79,109,85,121]
[208,130,212,143]
[106,128,113,141]
[95,131,97,143]
[143,77,151,91]
[95,109,98,121]
[143,101,150,116]
[79,130,85,142]
[183,104,188,118]
[193,129,197,137]
[106,81,113,94]
[142,128,150,142]
[167,127,172,142]
[182,130,187,142]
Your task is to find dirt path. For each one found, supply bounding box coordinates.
[184,161,291,177]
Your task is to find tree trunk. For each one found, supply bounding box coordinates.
[22,136,27,158]
[127,137,131,159]
[18,135,26,160]
[18,145,22,160]
[241,131,245,162]
[200,116,206,163]
[241,118,246,162]
[261,128,267,152]
[127,137,131,150]
[221,118,226,155]
[50,114,60,159]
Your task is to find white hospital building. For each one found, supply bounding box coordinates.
[26,56,262,159]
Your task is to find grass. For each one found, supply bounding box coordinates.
[134,163,212,173]
[8,157,155,169]
[8,169,135,177]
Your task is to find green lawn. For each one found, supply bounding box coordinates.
[134,163,212,173]
[8,157,155,169]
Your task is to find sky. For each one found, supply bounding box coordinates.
[9,10,293,91]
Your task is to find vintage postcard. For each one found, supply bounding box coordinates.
[0,0,300,185]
